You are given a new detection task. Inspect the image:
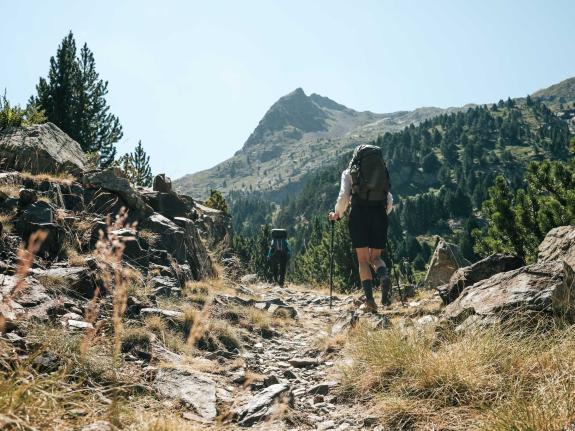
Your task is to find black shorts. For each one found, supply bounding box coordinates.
[348,203,388,249]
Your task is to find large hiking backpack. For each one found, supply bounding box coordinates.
[270,229,288,257]
[349,144,390,203]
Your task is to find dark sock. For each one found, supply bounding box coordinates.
[377,266,391,305]
[376,265,388,281]
[362,279,374,301]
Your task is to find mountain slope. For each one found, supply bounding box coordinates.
[174,89,457,199]
[532,76,575,107]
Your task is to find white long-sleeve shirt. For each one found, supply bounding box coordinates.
[334,169,394,217]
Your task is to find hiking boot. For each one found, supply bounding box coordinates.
[381,276,392,306]
[364,297,378,313]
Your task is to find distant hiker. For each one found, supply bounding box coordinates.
[329,144,394,312]
[268,229,291,287]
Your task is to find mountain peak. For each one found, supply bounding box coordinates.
[243,88,327,148]
[309,93,350,112]
[289,87,306,97]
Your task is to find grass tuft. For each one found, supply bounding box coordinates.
[339,321,575,430]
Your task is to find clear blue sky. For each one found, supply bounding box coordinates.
[1,0,574,178]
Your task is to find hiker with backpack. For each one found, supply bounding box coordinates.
[329,144,394,312]
[267,229,291,287]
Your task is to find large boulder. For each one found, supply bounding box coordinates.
[29,266,99,299]
[140,213,187,263]
[195,203,233,252]
[423,238,470,289]
[440,260,575,330]
[153,174,172,193]
[141,190,190,219]
[173,217,215,279]
[14,201,65,258]
[0,123,85,175]
[437,254,524,305]
[538,225,575,268]
[83,168,153,219]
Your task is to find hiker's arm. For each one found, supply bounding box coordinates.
[333,170,351,219]
[267,242,273,258]
[386,192,394,214]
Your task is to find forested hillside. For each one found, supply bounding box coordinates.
[231,86,575,290]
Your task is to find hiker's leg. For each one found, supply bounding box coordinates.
[356,248,376,308]
[369,248,385,271]
[271,257,279,283]
[356,247,372,281]
[279,257,287,287]
[370,248,391,305]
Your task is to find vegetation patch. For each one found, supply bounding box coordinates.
[339,321,575,430]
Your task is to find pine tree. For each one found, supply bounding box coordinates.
[205,190,229,214]
[34,32,123,165]
[115,141,153,187]
[36,32,79,139]
[131,141,152,186]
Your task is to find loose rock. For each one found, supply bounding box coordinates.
[234,383,292,426]
[154,367,217,420]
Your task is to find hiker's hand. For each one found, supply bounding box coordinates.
[329,212,340,221]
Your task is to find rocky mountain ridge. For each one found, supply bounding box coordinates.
[175,76,575,201]
[174,88,459,199]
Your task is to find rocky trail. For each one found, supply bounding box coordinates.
[235,282,348,430]
[151,278,367,430]
[194,279,436,431]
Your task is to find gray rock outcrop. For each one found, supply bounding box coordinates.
[83,168,154,219]
[440,260,575,330]
[424,238,470,289]
[0,123,85,175]
[538,225,575,268]
[437,254,524,305]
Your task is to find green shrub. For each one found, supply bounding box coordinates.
[0,91,46,130]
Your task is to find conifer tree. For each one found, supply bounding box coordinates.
[131,141,152,186]
[35,32,79,138]
[34,32,123,166]
[115,141,153,186]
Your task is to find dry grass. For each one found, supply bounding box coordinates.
[0,183,21,198]
[203,319,242,352]
[138,229,159,247]
[37,274,71,295]
[185,278,235,296]
[144,315,188,354]
[0,325,145,430]
[72,218,93,237]
[338,320,575,430]
[20,171,75,186]
[313,330,348,353]
[67,248,87,266]
[121,327,152,353]
[130,417,204,431]
[0,212,14,233]
[124,266,150,301]
[37,194,53,204]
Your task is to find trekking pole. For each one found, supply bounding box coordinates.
[329,220,335,309]
[386,238,406,306]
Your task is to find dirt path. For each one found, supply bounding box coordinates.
[227,281,363,430]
